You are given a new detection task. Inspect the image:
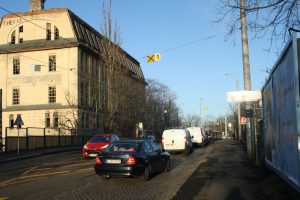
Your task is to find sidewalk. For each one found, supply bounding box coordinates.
[173,139,300,200]
[0,146,81,164]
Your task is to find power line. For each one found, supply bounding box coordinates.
[0,5,147,99]
[141,32,226,59]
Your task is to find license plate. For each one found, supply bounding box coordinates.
[106,159,121,164]
[89,154,97,157]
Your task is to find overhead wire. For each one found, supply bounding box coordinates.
[0,5,228,102]
[0,5,148,99]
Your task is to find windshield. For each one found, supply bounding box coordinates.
[107,143,139,152]
[89,135,110,143]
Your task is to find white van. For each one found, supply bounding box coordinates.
[162,129,193,154]
[187,127,205,147]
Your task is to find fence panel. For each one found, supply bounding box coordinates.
[3,127,102,152]
[6,137,27,151]
[28,136,44,149]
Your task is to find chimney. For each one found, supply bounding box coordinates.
[30,0,46,11]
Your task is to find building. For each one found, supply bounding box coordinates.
[0,89,2,141]
[0,0,146,137]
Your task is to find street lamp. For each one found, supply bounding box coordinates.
[225,73,241,141]
[164,109,168,129]
[199,98,203,128]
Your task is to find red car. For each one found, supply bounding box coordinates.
[82,134,120,158]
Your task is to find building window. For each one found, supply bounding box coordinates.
[11,31,16,44]
[54,26,59,40]
[53,112,58,128]
[45,113,50,127]
[46,23,51,40]
[12,88,20,105]
[49,55,56,71]
[13,58,20,74]
[19,26,23,33]
[49,86,56,103]
[9,114,14,128]
[19,38,23,43]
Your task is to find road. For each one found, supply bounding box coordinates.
[0,143,213,200]
[1,140,299,200]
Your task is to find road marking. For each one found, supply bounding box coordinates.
[33,167,53,171]
[60,162,93,168]
[42,159,83,166]
[60,167,94,176]
[0,177,45,187]
[0,171,69,187]
[21,171,70,179]
[22,166,38,175]
[76,167,94,172]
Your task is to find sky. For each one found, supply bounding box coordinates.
[0,0,282,119]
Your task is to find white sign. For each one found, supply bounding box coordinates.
[138,122,143,130]
[227,91,261,102]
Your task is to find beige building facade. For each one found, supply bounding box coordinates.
[0,1,146,138]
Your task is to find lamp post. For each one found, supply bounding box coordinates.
[164,109,168,129]
[225,73,241,140]
[199,98,203,128]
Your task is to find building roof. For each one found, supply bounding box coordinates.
[0,7,145,81]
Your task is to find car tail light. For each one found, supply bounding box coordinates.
[95,156,102,164]
[126,155,137,165]
[162,137,164,145]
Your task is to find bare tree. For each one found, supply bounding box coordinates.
[182,114,201,128]
[216,0,300,48]
[145,79,182,139]
[100,0,145,135]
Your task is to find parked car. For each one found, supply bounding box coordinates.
[82,134,119,158]
[94,140,171,180]
[162,128,193,154]
[186,127,205,147]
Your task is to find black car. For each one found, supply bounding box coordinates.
[94,140,171,180]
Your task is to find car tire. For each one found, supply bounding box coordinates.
[144,165,151,181]
[202,142,205,148]
[164,158,171,172]
[102,175,111,180]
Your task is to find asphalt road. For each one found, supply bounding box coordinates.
[1,140,299,200]
[0,143,212,200]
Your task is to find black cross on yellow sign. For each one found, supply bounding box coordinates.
[147,55,155,62]
[147,53,161,63]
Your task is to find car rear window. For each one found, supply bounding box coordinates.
[107,143,139,152]
[89,136,110,142]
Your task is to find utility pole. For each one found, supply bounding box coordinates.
[236,79,241,141]
[240,0,253,159]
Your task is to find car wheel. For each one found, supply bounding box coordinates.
[102,175,111,180]
[202,142,205,148]
[144,165,151,181]
[164,158,171,172]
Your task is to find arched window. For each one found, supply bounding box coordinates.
[46,23,51,40]
[54,26,59,40]
[11,31,16,44]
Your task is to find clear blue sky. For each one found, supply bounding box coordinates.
[0,0,281,119]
